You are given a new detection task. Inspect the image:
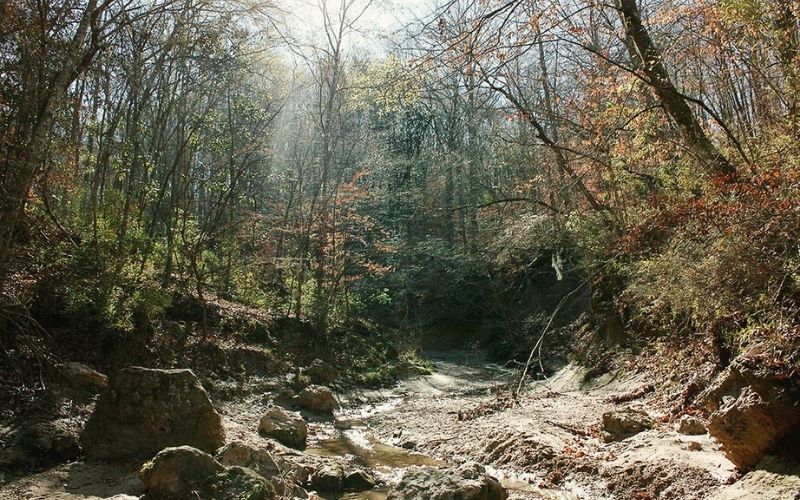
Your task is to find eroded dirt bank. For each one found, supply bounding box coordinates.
[1,350,799,499]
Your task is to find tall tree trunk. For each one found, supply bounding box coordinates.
[616,0,736,177]
[537,27,568,212]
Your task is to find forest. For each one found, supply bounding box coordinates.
[1,0,799,498]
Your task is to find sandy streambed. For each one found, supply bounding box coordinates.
[2,351,798,499]
[330,351,799,499]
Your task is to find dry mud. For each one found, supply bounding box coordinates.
[344,351,799,499]
[1,350,798,499]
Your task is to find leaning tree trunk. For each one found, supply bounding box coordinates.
[616,0,736,177]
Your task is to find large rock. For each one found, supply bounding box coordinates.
[344,469,377,491]
[708,387,797,470]
[209,466,275,500]
[139,446,223,498]
[304,359,338,385]
[258,406,307,449]
[81,367,225,460]
[216,442,280,477]
[57,361,108,393]
[601,408,653,442]
[139,446,274,499]
[0,419,81,471]
[676,415,706,435]
[388,462,507,500]
[310,461,344,493]
[700,358,800,470]
[21,419,82,462]
[297,385,337,413]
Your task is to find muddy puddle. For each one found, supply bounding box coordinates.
[306,403,443,500]
[308,429,445,469]
[307,417,554,500]
[306,432,432,499]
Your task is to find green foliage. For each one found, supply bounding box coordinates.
[398,347,434,375]
[8,0,800,387]
[377,238,490,326]
[352,55,423,115]
[351,347,432,388]
[719,0,767,26]
[30,218,171,337]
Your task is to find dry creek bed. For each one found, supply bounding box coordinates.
[2,350,799,499]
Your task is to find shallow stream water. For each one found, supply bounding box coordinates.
[303,351,571,499]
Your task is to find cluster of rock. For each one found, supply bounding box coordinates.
[308,461,378,493]
[215,441,309,497]
[6,357,510,499]
[71,360,383,498]
[182,341,290,379]
[597,353,799,472]
[0,362,107,472]
[0,418,83,471]
[71,365,316,498]
[600,408,706,452]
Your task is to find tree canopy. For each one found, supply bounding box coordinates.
[1,0,798,370]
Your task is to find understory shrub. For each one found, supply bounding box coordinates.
[615,168,800,360]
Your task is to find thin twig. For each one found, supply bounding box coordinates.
[516,281,586,396]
